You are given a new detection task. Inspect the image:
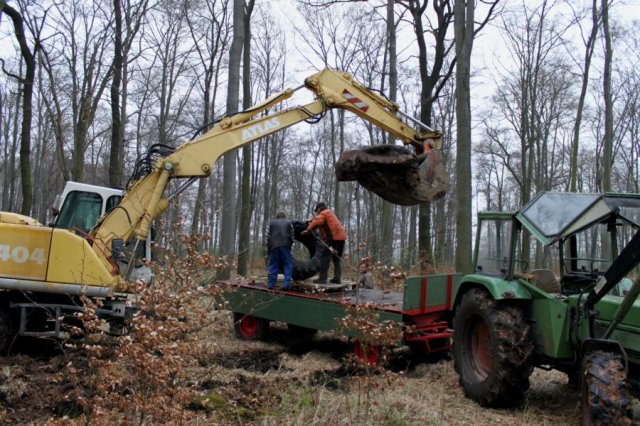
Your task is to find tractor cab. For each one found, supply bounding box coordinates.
[474,192,640,296]
[517,192,640,295]
[458,192,640,423]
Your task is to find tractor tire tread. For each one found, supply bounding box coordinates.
[453,288,533,407]
[581,350,632,425]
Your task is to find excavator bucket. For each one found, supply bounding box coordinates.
[335,145,449,206]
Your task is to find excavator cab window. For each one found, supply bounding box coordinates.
[55,191,103,233]
[105,195,122,214]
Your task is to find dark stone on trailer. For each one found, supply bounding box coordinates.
[290,220,329,281]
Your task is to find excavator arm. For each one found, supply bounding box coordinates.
[91,69,449,275]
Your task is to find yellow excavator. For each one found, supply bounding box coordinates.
[0,69,448,346]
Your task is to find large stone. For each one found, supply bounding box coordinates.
[335,145,449,205]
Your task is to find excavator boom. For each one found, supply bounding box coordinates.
[0,68,450,346]
[93,69,449,263]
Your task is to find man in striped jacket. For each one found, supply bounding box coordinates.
[302,202,346,284]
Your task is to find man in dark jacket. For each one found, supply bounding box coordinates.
[267,211,294,290]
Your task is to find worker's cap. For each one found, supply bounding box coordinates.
[314,202,327,213]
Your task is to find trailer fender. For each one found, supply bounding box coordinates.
[453,275,532,310]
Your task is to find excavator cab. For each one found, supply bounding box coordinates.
[51,181,154,283]
[52,182,123,232]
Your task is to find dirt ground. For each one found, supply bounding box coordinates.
[0,313,579,425]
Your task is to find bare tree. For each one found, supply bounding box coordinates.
[108,0,150,188]
[397,0,499,270]
[480,1,579,267]
[0,80,20,211]
[185,0,232,237]
[144,2,195,147]
[237,0,255,276]
[1,2,39,214]
[218,0,245,279]
[109,0,124,188]
[249,9,287,267]
[568,0,599,192]
[295,3,363,221]
[38,1,115,182]
[453,0,473,273]
[600,0,613,192]
[379,0,397,265]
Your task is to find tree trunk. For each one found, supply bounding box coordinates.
[570,2,598,192]
[3,3,35,215]
[601,0,613,192]
[404,0,454,271]
[380,0,397,265]
[218,0,245,279]
[108,0,124,188]
[237,0,255,277]
[454,0,474,273]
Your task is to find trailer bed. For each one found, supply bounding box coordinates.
[223,273,462,342]
[232,278,404,310]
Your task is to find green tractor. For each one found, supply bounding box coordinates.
[451,192,640,424]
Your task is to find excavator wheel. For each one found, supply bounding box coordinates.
[335,145,449,206]
[0,307,15,354]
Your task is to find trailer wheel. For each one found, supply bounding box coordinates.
[233,313,269,341]
[0,308,15,354]
[354,341,380,366]
[581,350,632,425]
[453,288,533,407]
[287,324,318,337]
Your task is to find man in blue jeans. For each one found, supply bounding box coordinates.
[267,211,294,290]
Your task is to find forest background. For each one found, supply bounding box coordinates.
[1,0,639,279]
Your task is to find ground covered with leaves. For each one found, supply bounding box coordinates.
[0,238,580,424]
[0,316,579,425]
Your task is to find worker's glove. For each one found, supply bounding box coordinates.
[329,247,337,255]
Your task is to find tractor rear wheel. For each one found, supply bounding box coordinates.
[453,288,533,407]
[233,313,269,341]
[581,350,632,425]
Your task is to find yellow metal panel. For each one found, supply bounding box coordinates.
[0,223,51,281]
[0,212,42,226]
[47,229,118,287]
